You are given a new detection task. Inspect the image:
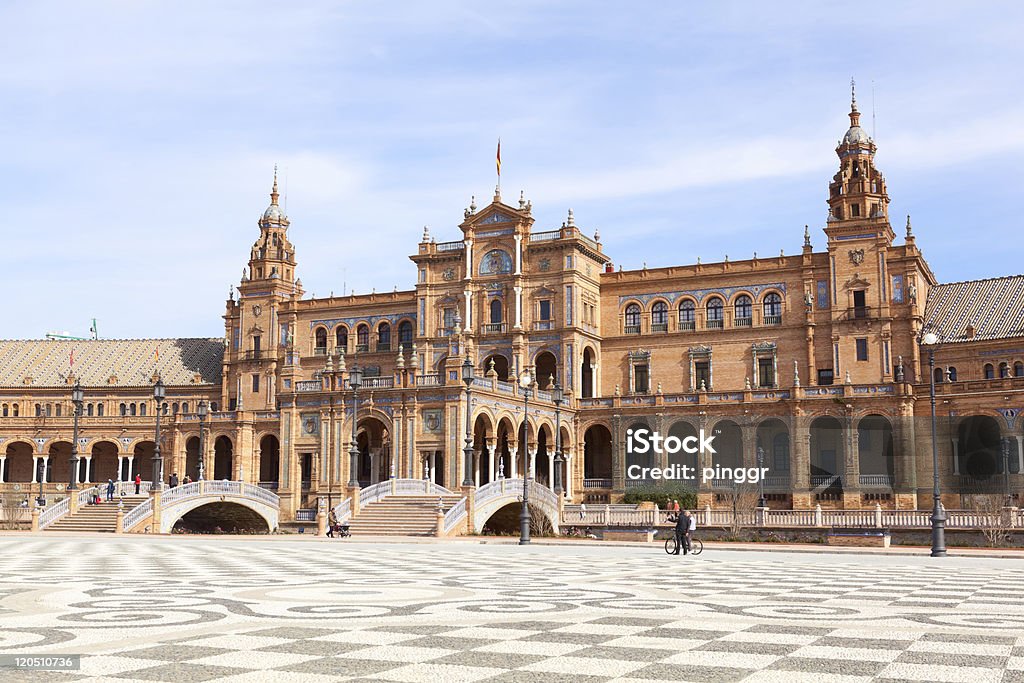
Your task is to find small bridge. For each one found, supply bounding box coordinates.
[122,481,281,534]
[442,478,561,535]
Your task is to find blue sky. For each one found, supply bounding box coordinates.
[2,1,1023,339]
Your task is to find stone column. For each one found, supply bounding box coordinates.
[741,424,756,469]
[843,415,861,509]
[0,457,5,483]
[127,457,135,481]
[791,416,812,509]
[547,451,555,489]
[509,447,518,478]
[564,450,574,498]
[31,457,38,484]
[486,441,496,482]
[474,446,481,486]
[528,447,537,479]
[41,457,49,483]
[85,457,94,484]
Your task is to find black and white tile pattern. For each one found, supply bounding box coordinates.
[1,537,1023,681]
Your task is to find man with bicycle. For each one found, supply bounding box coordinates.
[672,509,691,555]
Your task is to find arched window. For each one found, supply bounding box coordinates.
[35,403,41,417]
[119,403,127,417]
[490,299,503,325]
[163,402,169,416]
[999,362,1010,378]
[211,402,219,412]
[734,295,752,325]
[1015,362,1024,378]
[763,292,782,324]
[1,404,7,417]
[335,326,348,350]
[651,302,668,331]
[172,402,179,414]
[130,403,137,417]
[356,324,369,352]
[947,366,957,382]
[45,404,52,417]
[934,367,944,384]
[678,300,696,330]
[181,402,188,414]
[377,323,391,351]
[984,363,995,379]
[398,320,413,345]
[140,403,147,417]
[624,303,641,333]
[86,403,94,417]
[314,327,328,353]
[11,404,18,417]
[96,403,103,417]
[706,297,724,328]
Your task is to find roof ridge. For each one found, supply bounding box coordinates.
[934,273,1024,288]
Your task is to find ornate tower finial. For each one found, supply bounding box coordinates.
[905,214,913,238]
[422,225,430,242]
[519,190,526,209]
[567,208,575,227]
[469,195,477,213]
[850,77,857,111]
[271,164,279,204]
[804,224,811,247]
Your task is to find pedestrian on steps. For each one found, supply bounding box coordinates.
[134,473,142,495]
[106,479,115,502]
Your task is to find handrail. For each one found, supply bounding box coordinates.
[443,496,468,533]
[358,478,454,507]
[333,497,352,523]
[122,498,153,531]
[39,497,70,529]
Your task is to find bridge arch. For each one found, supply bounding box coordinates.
[470,479,560,534]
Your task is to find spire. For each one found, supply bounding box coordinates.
[271,164,279,205]
[849,77,861,127]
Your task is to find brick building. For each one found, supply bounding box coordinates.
[2,91,1022,520]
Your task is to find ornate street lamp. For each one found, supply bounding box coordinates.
[197,400,208,481]
[920,329,947,557]
[347,365,363,488]
[151,378,166,492]
[462,356,475,487]
[756,445,766,509]
[36,458,46,508]
[69,381,84,491]
[552,382,564,495]
[519,368,534,545]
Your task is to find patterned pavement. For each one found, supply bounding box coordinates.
[1,535,1023,681]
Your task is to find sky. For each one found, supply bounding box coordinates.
[2,1,1023,339]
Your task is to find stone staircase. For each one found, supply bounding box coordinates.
[347,495,464,536]
[46,496,150,533]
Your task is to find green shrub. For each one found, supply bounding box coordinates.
[621,483,697,509]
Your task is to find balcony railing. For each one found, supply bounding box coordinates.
[529,230,561,242]
[363,376,394,389]
[295,380,322,392]
[482,323,506,333]
[245,349,263,360]
[624,324,641,335]
[859,474,894,487]
[583,478,612,489]
[810,475,842,488]
[846,306,873,320]
[376,342,391,352]
[678,319,695,331]
[313,347,327,356]
[533,321,553,331]
[705,319,723,329]
[355,344,369,353]
[415,374,442,386]
[763,314,782,326]
[735,317,752,328]
[436,240,465,252]
[651,322,668,333]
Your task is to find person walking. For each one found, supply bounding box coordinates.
[579,502,587,520]
[169,473,179,488]
[105,478,115,502]
[685,509,696,554]
[327,509,338,538]
[134,473,142,495]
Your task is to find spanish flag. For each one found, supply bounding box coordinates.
[496,138,501,178]
[154,346,160,363]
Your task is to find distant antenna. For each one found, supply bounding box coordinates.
[284,166,289,216]
[89,318,99,340]
[343,268,347,296]
[871,80,876,140]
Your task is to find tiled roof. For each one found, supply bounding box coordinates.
[0,338,224,388]
[925,275,1024,344]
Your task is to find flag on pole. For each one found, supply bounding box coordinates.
[496,138,501,178]
[154,347,160,363]
[69,348,74,368]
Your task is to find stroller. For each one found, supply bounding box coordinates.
[331,522,351,538]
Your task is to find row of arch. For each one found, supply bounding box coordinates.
[314,320,414,354]
[1,401,218,419]
[623,292,783,332]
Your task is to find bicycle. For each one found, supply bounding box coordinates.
[664,533,703,556]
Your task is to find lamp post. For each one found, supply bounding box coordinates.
[36,458,46,508]
[1002,436,1012,506]
[69,381,84,491]
[151,379,166,492]
[461,356,475,487]
[552,382,564,495]
[347,365,363,488]
[197,400,208,481]
[519,369,533,545]
[756,445,766,508]
[920,330,947,557]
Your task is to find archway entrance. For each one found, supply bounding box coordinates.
[3,442,33,482]
[958,416,1001,480]
[858,415,894,483]
[581,347,595,398]
[90,442,119,483]
[213,436,234,480]
[473,415,493,486]
[535,351,557,389]
[357,418,390,485]
[185,437,201,481]
[133,441,156,482]
[810,417,844,493]
[535,428,550,487]
[667,420,699,473]
[259,435,280,488]
[46,441,72,485]
[483,354,509,381]
[171,502,270,534]
[583,424,613,488]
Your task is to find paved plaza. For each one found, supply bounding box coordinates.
[1,536,1023,681]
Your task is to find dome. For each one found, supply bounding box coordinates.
[263,203,283,221]
[843,125,871,145]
